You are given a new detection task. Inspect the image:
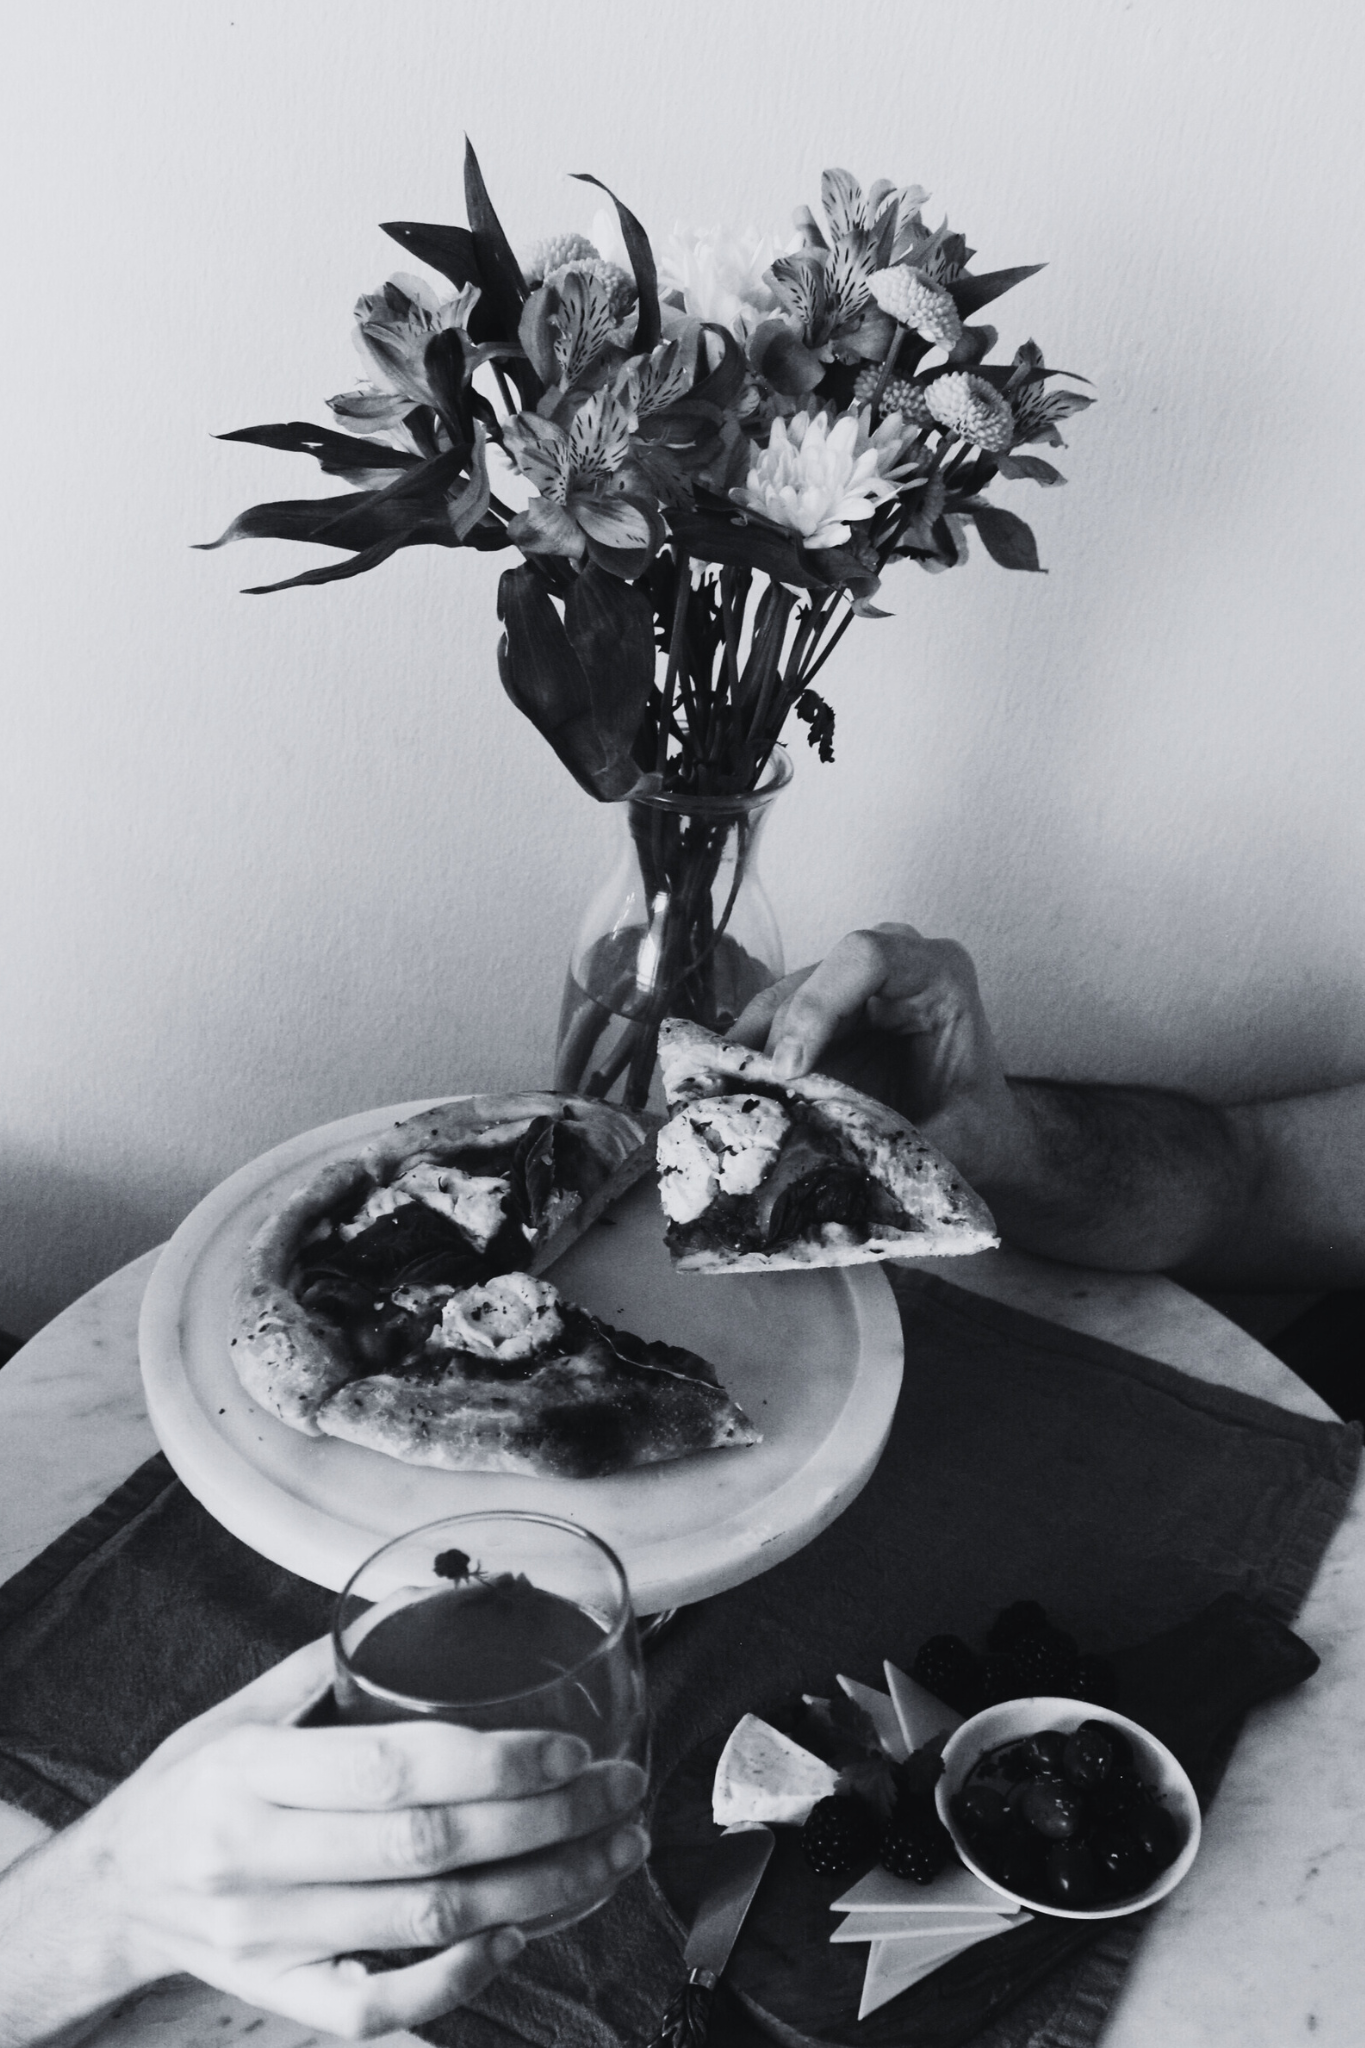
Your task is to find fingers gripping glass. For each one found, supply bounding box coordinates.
[333,1513,648,1933]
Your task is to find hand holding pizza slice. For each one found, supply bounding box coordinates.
[655,1019,999,1273]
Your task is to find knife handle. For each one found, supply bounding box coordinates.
[644,1966,718,2048]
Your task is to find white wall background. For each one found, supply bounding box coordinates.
[1,0,1362,1334]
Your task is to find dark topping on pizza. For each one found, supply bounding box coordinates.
[663,1116,915,1259]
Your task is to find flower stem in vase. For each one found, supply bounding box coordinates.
[555,755,791,1110]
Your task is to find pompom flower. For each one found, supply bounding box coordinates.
[521,232,598,285]
[867,266,962,352]
[852,367,934,428]
[732,409,897,549]
[924,372,1015,452]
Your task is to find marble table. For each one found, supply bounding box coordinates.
[1,1247,1361,2048]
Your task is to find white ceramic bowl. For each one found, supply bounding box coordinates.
[935,1696,1202,1920]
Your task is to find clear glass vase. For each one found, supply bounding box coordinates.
[554,749,792,1110]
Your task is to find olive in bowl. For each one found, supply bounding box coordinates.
[934,1698,1201,1920]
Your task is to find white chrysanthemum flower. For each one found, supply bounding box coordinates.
[924,372,1015,452]
[657,223,786,340]
[521,232,598,285]
[731,409,897,549]
[867,266,962,351]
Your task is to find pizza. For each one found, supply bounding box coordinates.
[654,1019,998,1272]
[229,1091,759,1475]
[313,1272,759,1477]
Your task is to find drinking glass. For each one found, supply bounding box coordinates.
[333,1512,647,1932]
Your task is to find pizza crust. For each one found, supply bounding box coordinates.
[655,1019,998,1270]
[314,1327,759,1478]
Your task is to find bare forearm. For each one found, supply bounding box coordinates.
[970,1079,1251,1275]
[0,1829,144,2047]
[972,1078,1365,1290]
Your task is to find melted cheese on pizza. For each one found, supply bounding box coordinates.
[657,1093,791,1224]
[337,1184,416,1240]
[437,1272,565,1361]
[394,1163,511,1250]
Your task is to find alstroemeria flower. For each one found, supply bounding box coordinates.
[503,389,657,560]
[349,275,481,410]
[731,408,897,549]
[657,224,785,341]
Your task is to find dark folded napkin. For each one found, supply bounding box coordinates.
[0,1275,1358,2048]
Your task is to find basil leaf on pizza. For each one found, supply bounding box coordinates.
[229,1091,759,1474]
[655,1019,998,1271]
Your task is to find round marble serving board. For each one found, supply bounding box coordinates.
[139,1101,904,1611]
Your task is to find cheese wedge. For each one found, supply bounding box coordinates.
[712,1713,838,1827]
[883,1660,963,1752]
[836,1674,909,1763]
[859,1925,1009,2019]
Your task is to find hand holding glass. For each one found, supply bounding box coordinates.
[334,1512,648,1934]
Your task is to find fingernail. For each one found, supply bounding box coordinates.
[605,1759,648,1807]
[491,1925,526,1966]
[771,1039,803,1080]
[540,1735,591,1783]
[608,1822,649,1872]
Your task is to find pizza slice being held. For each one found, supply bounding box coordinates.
[314,1272,759,1477]
[655,1018,998,1272]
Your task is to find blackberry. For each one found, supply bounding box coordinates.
[801,1795,879,1881]
[986,1601,1053,1652]
[881,1804,953,1885]
[909,1633,984,1715]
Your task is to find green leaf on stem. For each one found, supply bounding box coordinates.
[963,499,1044,570]
[446,425,492,541]
[994,453,1066,486]
[571,173,661,351]
[198,449,472,568]
[380,221,482,294]
[238,534,419,594]
[215,422,418,481]
[422,328,472,442]
[497,564,649,800]
[947,264,1046,319]
[518,286,560,386]
[565,564,655,743]
[666,508,826,587]
[463,139,540,407]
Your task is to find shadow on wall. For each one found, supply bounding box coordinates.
[0,1149,180,1342]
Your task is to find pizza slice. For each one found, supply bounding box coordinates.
[313,1272,759,1477]
[233,1092,658,1431]
[229,1092,759,1477]
[654,1018,998,1272]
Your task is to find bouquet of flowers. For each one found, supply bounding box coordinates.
[206,144,1089,1103]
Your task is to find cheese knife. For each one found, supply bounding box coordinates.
[645,1822,775,2048]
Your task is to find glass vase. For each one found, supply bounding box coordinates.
[554,749,792,1110]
